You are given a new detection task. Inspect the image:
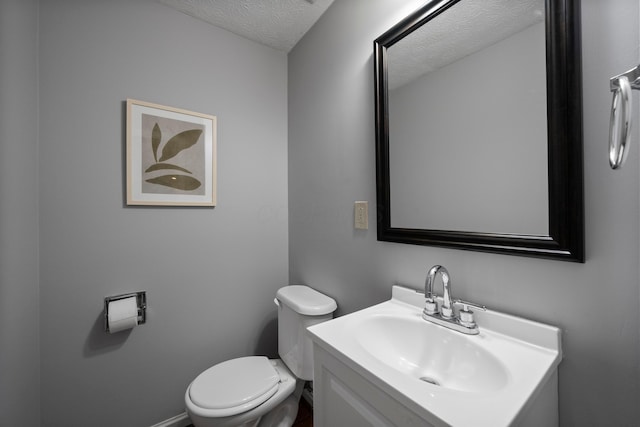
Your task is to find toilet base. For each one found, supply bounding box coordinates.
[257,381,305,427]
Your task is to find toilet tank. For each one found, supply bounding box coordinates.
[275,285,337,381]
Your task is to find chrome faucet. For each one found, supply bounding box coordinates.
[422,265,486,335]
[424,265,455,318]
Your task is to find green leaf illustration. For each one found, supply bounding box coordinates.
[151,123,161,163]
[145,174,201,191]
[158,129,203,162]
[144,163,192,174]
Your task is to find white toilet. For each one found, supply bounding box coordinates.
[185,285,337,427]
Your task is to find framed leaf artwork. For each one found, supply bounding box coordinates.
[126,99,216,206]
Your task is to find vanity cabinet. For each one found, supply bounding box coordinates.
[313,345,431,427]
[312,341,559,427]
[312,342,558,427]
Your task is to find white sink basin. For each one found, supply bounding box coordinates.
[308,285,562,427]
[353,313,508,393]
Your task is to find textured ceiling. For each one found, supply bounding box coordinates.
[388,0,545,90]
[158,0,335,52]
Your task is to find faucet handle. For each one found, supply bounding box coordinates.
[424,298,439,315]
[453,299,486,328]
[454,299,486,312]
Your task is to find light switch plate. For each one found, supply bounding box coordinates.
[355,201,368,230]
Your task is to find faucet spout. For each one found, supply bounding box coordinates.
[424,265,454,318]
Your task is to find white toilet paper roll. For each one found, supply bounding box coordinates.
[107,296,139,333]
[108,316,138,333]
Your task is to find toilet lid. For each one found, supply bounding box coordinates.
[189,356,280,415]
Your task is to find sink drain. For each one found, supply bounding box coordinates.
[419,376,441,386]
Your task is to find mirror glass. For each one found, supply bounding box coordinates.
[388,0,547,234]
[374,0,584,261]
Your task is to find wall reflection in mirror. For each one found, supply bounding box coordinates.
[374,0,584,261]
[388,0,547,234]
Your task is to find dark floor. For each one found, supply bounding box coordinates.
[293,397,313,427]
[185,397,313,427]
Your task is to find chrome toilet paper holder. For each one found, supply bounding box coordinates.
[104,291,147,333]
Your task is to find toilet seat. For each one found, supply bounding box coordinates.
[189,356,280,417]
[186,358,297,427]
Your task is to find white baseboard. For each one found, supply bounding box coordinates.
[149,412,191,427]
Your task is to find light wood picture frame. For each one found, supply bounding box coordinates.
[126,99,217,206]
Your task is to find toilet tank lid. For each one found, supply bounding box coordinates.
[276,285,337,315]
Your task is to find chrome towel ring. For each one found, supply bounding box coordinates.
[609,65,640,169]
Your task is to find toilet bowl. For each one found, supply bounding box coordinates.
[185,357,297,427]
[185,285,337,427]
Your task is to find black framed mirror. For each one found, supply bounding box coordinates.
[374,0,584,262]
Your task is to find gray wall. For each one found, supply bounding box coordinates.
[38,0,288,426]
[288,0,640,426]
[0,0,41,425]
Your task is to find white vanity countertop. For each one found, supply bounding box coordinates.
[307,285,562,427]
